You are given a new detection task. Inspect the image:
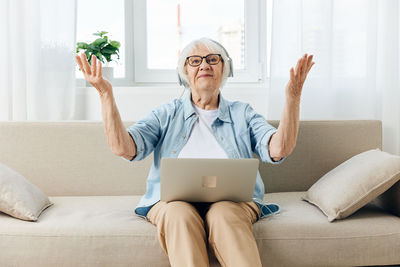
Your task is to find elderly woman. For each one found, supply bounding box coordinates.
[75,38,314,267]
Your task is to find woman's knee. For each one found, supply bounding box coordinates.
[206,201,239,222]
[206,201,254,226]
[162,201,204,226]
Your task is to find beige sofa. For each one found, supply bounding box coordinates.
[0,120,399,267]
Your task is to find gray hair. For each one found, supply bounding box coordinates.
[177,37,231,89]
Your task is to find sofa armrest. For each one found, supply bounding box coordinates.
[372,180,400,217]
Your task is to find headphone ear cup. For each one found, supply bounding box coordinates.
[227,58,233,77]
[208,39,233,77]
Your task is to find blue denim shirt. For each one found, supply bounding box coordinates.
[124,92,285,220]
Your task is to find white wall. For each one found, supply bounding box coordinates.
[74,85,272,122]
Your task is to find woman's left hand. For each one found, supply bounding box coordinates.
[286,54,315,103]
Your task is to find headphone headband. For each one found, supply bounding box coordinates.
[208,39,233,78]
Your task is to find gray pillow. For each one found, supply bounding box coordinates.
[0,162,53,221]
[302,149,400,222]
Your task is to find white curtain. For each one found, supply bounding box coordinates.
[0,0,77,120]
[268,0,400,155]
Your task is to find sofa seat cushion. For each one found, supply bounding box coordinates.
[0,196,173,267]
[257,192,400,266]
[0,193,399,267]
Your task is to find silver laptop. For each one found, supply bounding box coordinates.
[160,158,259,203]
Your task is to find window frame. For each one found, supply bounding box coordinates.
[76,0,269,87]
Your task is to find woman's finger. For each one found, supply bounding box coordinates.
[298,58,304,75]
[307,55,313,67]
[294,58,301,76]
[91,55,97,76]
[299,54,307,74]
[75,55,84,72]
[80,53,92,75]
[97,59,102,78]
[307,61,315,74]
[290,67,295,81]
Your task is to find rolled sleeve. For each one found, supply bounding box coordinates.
[259,128,285,164]
[246,104,285,164]
[120,129,146,162]
[121,109,163,162]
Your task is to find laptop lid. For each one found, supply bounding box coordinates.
[160,158,259,203]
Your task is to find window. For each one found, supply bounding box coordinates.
[76,0,125,82]
[76,0,270,87]
[146,0,245,70]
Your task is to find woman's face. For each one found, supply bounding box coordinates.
[185,45,224,94]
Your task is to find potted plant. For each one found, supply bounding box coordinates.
[76,31,120,84]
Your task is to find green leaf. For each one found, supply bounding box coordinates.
[93,31,108,37]
[101,49,115,54]
[76,42,89,49]
[92,38,107,47]
[88,45,100,53]
[85,51,91,64]
[101,45,118,53]
[104,54,112,62]
[94,52,103,63]
[109,40,120,48]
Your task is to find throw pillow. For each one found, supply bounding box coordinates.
[0,162,53,221]
[302,149,400,222]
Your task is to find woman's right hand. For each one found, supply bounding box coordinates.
[75,53,113,97]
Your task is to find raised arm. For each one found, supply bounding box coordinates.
[75,54,136,160]
[269,54,315,161]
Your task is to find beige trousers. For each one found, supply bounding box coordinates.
[147,200,262,267]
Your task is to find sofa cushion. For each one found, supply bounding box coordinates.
[0,162,53,221]
[0,195,173,267]
[257,192,400,266]
[0,193,399,267]
[302,149,400,222]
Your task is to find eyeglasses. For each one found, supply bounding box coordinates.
[185,54,222,67]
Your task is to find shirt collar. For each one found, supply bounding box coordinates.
[183,91,232,123]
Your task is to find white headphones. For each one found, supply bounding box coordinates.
[177,39,234,87]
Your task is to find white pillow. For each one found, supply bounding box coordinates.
[302,149,400,222]
[0,162,53,221]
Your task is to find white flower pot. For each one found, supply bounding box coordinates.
[86,66,114,87]
[102,66,114,81]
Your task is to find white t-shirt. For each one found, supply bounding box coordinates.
[178,104,228,159]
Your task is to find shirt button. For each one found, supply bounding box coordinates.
[172,150,176,154]
[182,134,186,139]
[220,137,224,141]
